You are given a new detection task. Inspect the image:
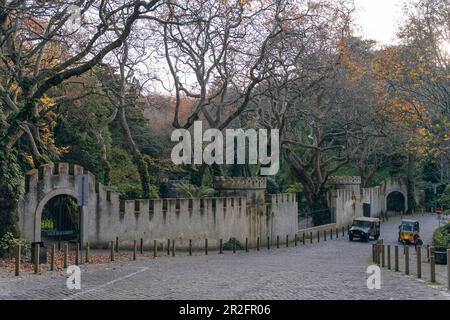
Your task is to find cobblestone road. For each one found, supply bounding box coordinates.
[1,214,449,300]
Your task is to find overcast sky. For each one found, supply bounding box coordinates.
[353,0,405,45]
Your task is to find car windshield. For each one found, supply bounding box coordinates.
[400,224,414,232]
[352,220,372,228]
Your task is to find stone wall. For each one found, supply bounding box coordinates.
[18,163,298,249]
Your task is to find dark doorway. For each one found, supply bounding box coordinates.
[41,195,80,248]
[363,203,371,217]
[386,191,405,213]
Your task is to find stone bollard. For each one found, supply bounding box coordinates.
[85,242,90,263]
[382,245,385,268]
[205,239,208,255]
[133,240,137,261]
[110,241,115,262]
[34,245,40,274]
[167,239,170,256]
[417,246,421,279]
[140,238,144,255]
[246,238,249,252]
[189,240,193,256]
[405,246,410,275]
[64,243,68,269]
[153,240,157,258]
[220,239,223,254]
[387,245,391,270]
[15,245,21,277]
[395,246,399,272]
[115,237,119,253]
[75,243,80,266]
[171,240,175,257]
[447,249,450,290]
[277,236,280,249]
[50,244,55,271]
[256,237,260,251]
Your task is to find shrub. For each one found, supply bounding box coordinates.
[432,224,450,249]
[0,232,30,259]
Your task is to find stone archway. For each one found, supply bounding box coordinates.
[34,188,79,242]
[18,163,94,244]
[386,190,406,213]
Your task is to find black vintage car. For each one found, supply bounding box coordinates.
[348,217,381,242]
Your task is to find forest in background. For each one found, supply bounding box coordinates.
[0,0,449,239]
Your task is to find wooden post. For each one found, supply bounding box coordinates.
[372,244,376,263]
[336,228,339,239]
[417,246,421,279]
[189,240,192,256]
[85,242,90,263]
[205,239,208,255]
[233,238,236,254]
[286,235,289,248]
[426,244,430,262]
[317,231,320,243]
[219,239,223,254]
[50,244,55,271]
[246,238,249,252]
[115,237,119,253]
[64,243,68,269]
[276,236,280,248]
[171,239,175,257]
[324,230,327,241]
[34,244,40,274]
[342,226,345,237]
[140,238,144,254]
[294,234,298,247]
[309,232,312,244]
[153,240,157,258]
[382,245,385,268]
[110,241,115,261]
[447,249,450,290]
[256,237,260,251]
[430,255,436,283]
[387,245,391,270]
[133,240,137,261]
[330,229,333,240]
[303,233,306,245]
[405,246,409,275]
[75,243,80,266]
[395,246,399,272]
[15,245,21,277]
[167,239,170,256]
[267,236,270,250]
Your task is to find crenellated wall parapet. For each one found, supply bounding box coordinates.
[18,163,297,249]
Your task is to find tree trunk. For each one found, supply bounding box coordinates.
[406,153,417,214]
